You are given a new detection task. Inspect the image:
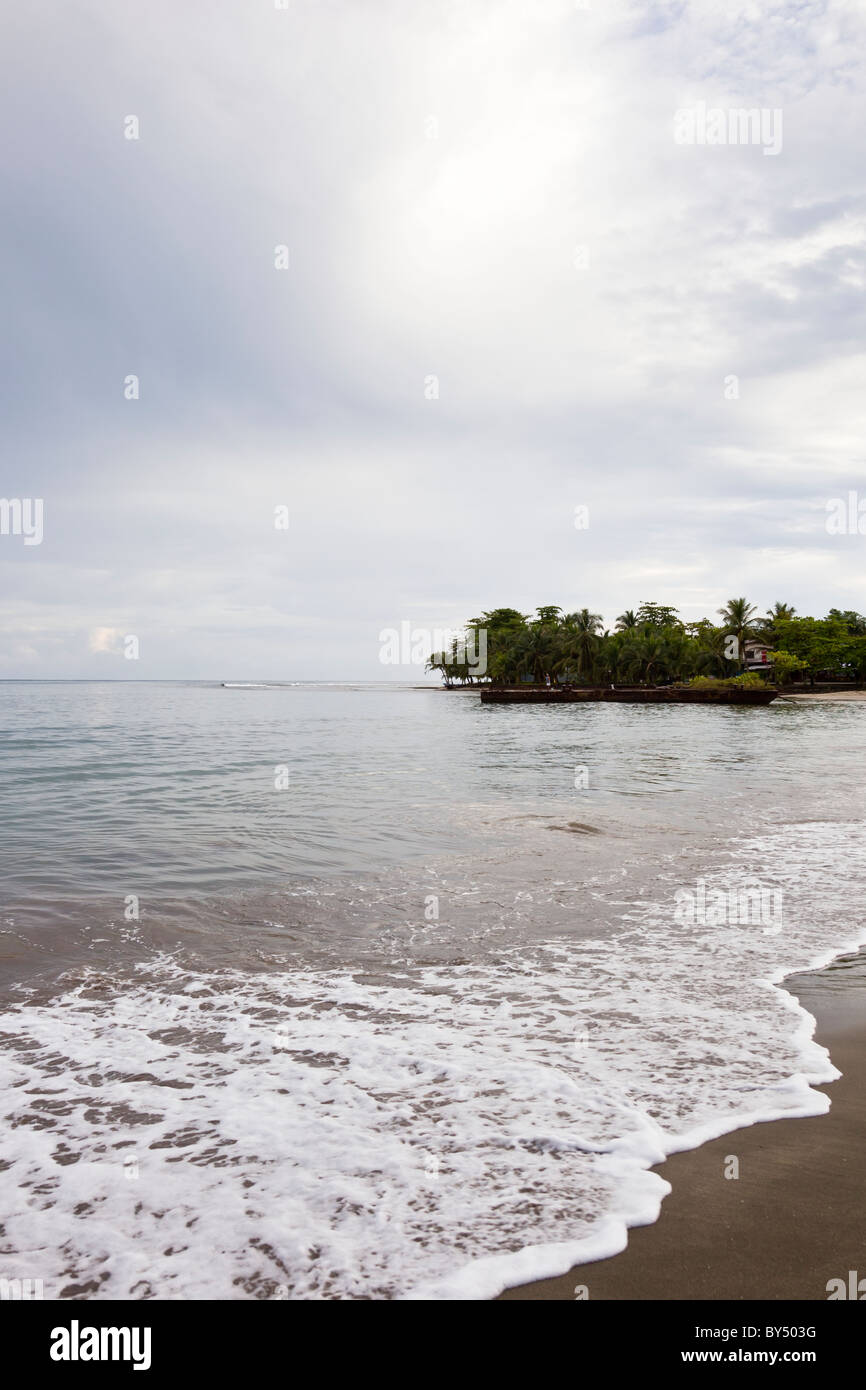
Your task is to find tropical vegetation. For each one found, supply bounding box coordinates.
[426,602,866,688]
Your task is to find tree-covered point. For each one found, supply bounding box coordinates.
[426,601,866,687]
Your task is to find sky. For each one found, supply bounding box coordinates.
[1,0,865,679]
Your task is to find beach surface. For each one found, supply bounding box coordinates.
[780,690,866,701]
[500,949,866,1301]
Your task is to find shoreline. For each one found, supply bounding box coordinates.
[779,690,866,701]
[499,947,866,1301]
[426,686,866,701]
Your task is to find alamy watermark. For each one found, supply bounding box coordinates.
[674,102,783,156]
[379,621,487,675]
[50,1322,152,1371]
[0,498,43,545]
[827,1271,866,1300]
[674,879,782,933]
[826,491,866,535]
[1,1278,44,1300]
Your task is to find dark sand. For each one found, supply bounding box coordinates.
[500,949,866,1300]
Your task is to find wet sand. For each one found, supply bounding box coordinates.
[780,690,866,701]
[500,949,866,1300]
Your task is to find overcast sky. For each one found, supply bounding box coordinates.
[2,0,865,679]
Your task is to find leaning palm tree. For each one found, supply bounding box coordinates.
[717,597,758,669]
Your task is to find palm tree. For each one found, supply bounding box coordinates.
[717,597,758,669]
[565,608,603,681]
[617,636,643,683]
[523,626,550,685]
[614,632,664,684]
[425,651,449,685]
[640,637,666,683]
[512,612,563,684]
[615,610,638,632]
[592,631,614,683]
[759,601,797,649]
[694,627,732,677]
[662,631,694,683]
[767,602,796,623]
[468,609,530,686]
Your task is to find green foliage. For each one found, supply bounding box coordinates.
[765,649,806,686]
[636,601,682,629]
[716,597,758,668]
[429,601,866,687]
[771,616,866,680]
[827,609,866,635]
[691,672,767,689]
[729,672,769,687]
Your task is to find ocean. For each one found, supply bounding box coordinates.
[1,681,865,1299]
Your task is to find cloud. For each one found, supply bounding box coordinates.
[1,0,865,676]
[88,627,125,655]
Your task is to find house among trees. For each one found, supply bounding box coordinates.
[744,640,771,670]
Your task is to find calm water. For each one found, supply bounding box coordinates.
[1,682,865,1298]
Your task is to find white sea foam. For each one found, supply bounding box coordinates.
[1,820,864,1300]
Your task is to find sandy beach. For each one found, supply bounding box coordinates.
[778,690,866,701]
[500,948,866,1301]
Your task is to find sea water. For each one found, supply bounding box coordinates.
[1,681,864,1298]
